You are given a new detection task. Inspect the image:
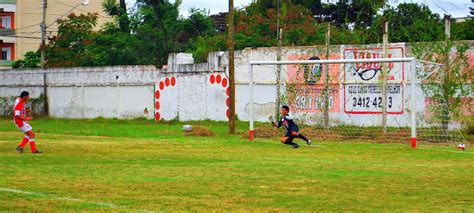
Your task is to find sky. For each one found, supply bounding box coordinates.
[124,0,473,18]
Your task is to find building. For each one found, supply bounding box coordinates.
[0,0,110,69]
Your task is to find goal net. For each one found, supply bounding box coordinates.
[248,55,467,147]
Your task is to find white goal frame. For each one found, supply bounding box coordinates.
[248,57,418,148]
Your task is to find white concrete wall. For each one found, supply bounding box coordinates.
[0,66,161,119]
[49,85,154,119]
[0,66,230,121]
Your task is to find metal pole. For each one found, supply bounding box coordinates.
[382,22,388,133]
[410,58,417,148]
[41,0,48,116]
[40,0,47,68]
[249,64,255,141]
[323,22,330,128]
[228,0,236,134]
[275,0,282,120]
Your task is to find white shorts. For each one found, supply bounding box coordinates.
[15,121,33,133]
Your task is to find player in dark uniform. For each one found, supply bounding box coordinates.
[271,105,311,148]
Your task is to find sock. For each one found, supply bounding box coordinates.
[284,137,297,146]
[297,134,309,142]
[29,139,37,153]
[19,136,29,148]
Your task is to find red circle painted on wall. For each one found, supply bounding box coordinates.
[210,75,215,84]
[171,77,176,86]
[155,101,160,110]
[216,74,222,84]
[226,87,230,96]
[155,112,161,120]
[226,98,230,107]
[155,90,160,99]
[226,109,230,119]
[165,78,170,87]
[159,81,165,90]
[222,78,228,87]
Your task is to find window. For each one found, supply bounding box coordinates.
[1,47,11,60]
[1,16,11,29]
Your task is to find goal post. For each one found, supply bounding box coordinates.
[248,57,418,148]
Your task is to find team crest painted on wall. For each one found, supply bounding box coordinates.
[303,56,323,85]
[286,54,341,113]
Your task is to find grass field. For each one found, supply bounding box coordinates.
[0,118,473,211]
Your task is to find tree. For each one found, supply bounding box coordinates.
[86,33,141,66]
[412,41,473,136]
[131,0,184,66]
[12,51,40,68]
[44,13,98,67]
[102,0,130,33]
[180,8,215,44]
[370,3,444,43]
[452,17,474,41]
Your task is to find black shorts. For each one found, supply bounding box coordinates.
[285,127,299,137]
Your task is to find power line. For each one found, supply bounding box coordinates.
[10,23,41,32]
[58,1,109,19]
[431,0,452,15]
[435,0,470,10]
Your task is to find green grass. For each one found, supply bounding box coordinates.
[0,118,473,211]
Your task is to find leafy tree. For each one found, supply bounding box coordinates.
[86,33,140,66]
[370,3,444,43]
[181,8,215,40]
[133,0,182,66]
[44,13,98,67]
[102,0,130,33]
[452,17,474,40]
[12,51,40,68]
[412,41,473,136]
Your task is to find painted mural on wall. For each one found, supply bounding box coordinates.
[343,46,405,114]
[286,54,341,113]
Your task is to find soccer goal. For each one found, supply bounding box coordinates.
[247,56,466,147]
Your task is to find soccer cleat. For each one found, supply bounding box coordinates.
[16,146,24,153]
[307,140,312,145]
[292,143,300,148]
[32,150,43,154]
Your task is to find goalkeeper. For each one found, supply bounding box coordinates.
[271,105,312,148]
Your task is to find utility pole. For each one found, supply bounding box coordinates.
[382,22,388,133]
[444,14,451,40]
[41,0,49,116]
[40,0,47,68]
[323,22,330,129]
[275,0,283,120]
[228,0,236,134]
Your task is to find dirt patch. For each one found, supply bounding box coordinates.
[241,126,279,139]
[184,126,214,137]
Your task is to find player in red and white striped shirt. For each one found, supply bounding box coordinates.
[14,91,42,154]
